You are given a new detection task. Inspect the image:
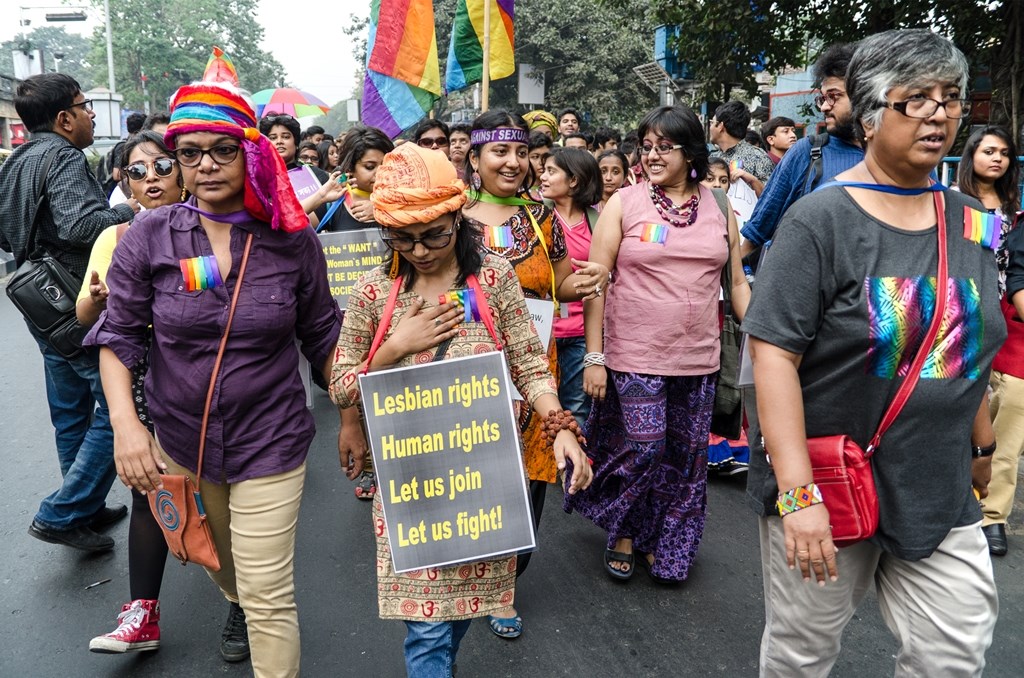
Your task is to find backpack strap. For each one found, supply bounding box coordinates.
[801,133,830,195]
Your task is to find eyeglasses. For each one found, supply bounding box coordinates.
[172,145,242,168]
[123,158,177,181]
[298,154,320,164]
[417,136,450,149]
[640,143,683,156]
[886,95,972,119]
[381,225,457,252]
[814,91,845,107]
[66,99,93,113]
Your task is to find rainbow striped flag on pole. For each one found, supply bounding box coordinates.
[362,0,440,138]
[445,0,516,93]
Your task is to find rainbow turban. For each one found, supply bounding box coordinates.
[164,47,306,233]
[371,143,467,228]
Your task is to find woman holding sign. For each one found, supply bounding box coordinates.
[569,104,750,584]
[460,110,608,638]
[330,142,592,677]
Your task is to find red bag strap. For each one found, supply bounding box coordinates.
[362,275,405,375]
[195,233,254,478]
[467,273,502,350]
[361,272,503,376]
[867,191,948,454]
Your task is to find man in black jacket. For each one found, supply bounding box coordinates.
[0,73,139,551]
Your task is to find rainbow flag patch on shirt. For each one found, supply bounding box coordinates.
[438,288,482,323]
[640,223,669,245]
[179,255,223,292]
[963,206,1001,250]
[484,225,513,248]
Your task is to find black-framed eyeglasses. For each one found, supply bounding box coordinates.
[298,154,320,164]
[66,99,93,113]
[172,145,242,168]
[814,91,845,107]
[417,136,450,149]
[640,143,683,156]
[381,225,457,252]
[123,158,177,181]
[885,95,972,119]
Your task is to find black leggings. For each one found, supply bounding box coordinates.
[128,488,169,601]
[515,480,548,578]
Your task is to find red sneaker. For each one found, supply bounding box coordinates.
[89,599,161,653]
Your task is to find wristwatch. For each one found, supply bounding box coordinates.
[972,442,997,458]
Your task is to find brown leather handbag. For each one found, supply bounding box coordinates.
[799,191,949,547]
[148,233,254,570]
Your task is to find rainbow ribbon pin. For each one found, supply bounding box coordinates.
[485,225,513,248]
[729,159,744,173]
[640,223,669,245]
[963,206,1002,250]
[179,255,223,292]
[438,288,482,323]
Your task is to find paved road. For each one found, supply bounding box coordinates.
[1,287,1022,677]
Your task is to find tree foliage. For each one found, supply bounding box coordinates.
[86,0,287,112]
[2,26,95,91]
[639,0,1022,142]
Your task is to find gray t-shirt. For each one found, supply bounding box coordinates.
[742,186,1005,560]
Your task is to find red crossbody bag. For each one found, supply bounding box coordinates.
[782,192,949,547]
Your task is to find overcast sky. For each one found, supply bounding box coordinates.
[2,0,370,106]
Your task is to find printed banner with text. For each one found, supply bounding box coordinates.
[359,351,535,573]
[319,230,390,310]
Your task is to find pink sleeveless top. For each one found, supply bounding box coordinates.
[604,181,728,375]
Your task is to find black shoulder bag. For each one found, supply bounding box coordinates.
[6,145,89,358]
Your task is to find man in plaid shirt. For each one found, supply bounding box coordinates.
[0,73,139,552]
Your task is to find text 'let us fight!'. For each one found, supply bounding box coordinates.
[359,352,535,573]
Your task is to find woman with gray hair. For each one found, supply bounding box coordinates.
[743,29,1002,676]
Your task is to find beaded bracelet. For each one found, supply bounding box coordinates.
[582,352,606,368]
[776,482,823,517]
[542,409,586,447]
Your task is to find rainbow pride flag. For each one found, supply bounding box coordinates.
[640,223,669,245]
[363,0,440,138]
[728,158,744,173]
[179,255,223,292]
[484,225,513,248]
[963,206,1002,250]
[438,289,483,323]
[445,0,515,93]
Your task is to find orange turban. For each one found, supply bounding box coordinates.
[371,143,467,228]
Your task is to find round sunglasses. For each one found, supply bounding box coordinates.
[123,158,177,181]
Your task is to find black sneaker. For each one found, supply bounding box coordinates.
[220,602,250,662]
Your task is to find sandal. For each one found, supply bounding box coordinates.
[354,471,376,500]
[636,551,677,585]
[604,548,634,581]
[487,614,523,639]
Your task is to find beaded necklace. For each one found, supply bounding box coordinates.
[648,182,700,227]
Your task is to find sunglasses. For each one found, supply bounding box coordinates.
[173,145,242,168]
[299,154,320,164]
[417,136,450,149]
[123,158,177,181]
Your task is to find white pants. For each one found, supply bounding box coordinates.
[758,517,997,677]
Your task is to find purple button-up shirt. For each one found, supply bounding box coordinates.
[88,203,341,483]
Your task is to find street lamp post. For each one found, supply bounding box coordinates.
[53,52,63,73]
[103,0,115,92]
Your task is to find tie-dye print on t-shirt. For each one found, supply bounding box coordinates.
[865,276,983,380]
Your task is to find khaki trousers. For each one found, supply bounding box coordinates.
[758,517,997,678]
[982,370,1024,524]
[162,450,306,678]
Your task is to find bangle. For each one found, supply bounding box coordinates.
[972,442,996,458]
[583,352,605,368]
[542,409,586,447]
[776,482,823,517]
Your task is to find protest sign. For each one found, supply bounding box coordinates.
[359,351,536,573]
[523,298,553,352]
[727,179,758,230]
[319,230,390,310]
[288,165,323,202]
